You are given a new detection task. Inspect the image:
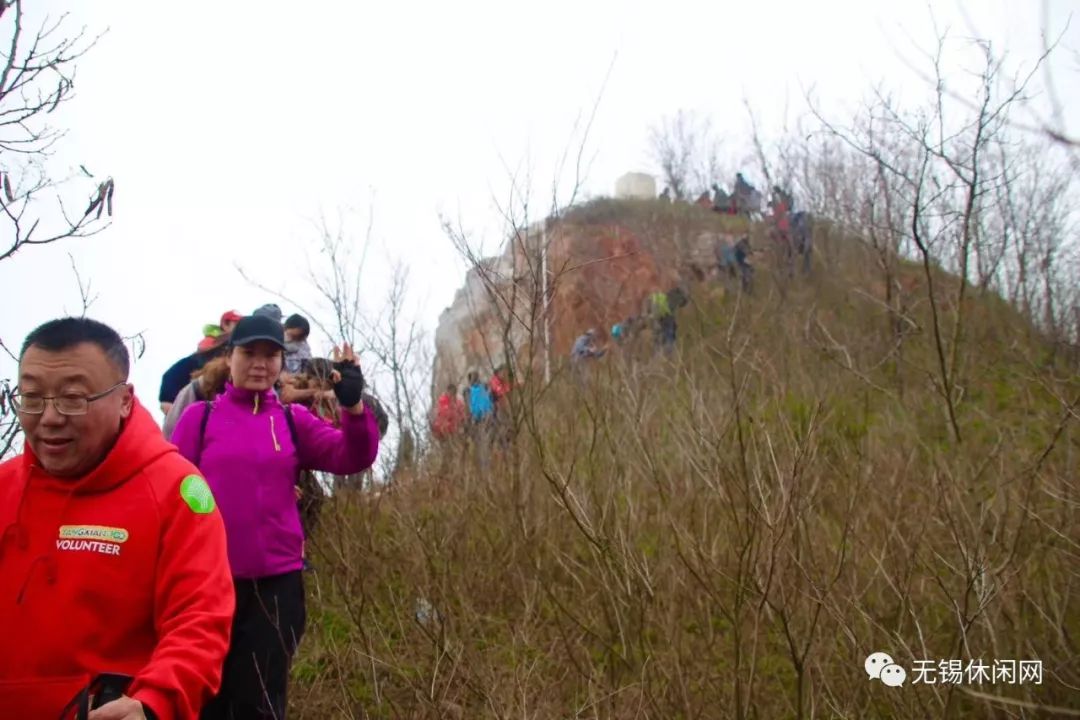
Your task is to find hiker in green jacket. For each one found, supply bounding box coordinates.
[648,291,677,354]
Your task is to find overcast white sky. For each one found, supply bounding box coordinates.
[1,0,1076,421]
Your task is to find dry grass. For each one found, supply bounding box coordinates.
[291,224,1080,719]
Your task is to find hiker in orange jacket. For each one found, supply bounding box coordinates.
[489,366,511,407]
[0,317,234,720]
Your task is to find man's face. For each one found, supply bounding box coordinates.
[284,327,304,342]
[18,342,133,478]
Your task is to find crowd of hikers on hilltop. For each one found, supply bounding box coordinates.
[429,173,812,433]
[429,174,816,451]
[570,176,813,371]
[660,172,813,284]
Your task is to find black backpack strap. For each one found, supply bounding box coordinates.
[194,401,212,467]
[284,403,300,451]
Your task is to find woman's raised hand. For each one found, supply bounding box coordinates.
[330,342,366,411]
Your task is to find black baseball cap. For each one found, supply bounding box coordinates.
[229,315,285,349]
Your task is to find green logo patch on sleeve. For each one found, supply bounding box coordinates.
[180,475,216,514]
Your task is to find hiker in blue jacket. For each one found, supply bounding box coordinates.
[466,371,494,424]
[464,371,496,470]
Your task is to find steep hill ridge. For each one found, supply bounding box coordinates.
[433,198,753,390]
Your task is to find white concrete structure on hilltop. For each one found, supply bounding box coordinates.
[614,172,656,200]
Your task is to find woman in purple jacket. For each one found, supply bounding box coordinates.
[172,314,379,720]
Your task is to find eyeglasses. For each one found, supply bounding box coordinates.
[13,382,127,416]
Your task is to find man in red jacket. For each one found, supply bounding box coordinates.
[0,317,234,719]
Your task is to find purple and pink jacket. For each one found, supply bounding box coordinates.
[171,383,379,579]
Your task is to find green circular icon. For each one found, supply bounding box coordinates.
[180,475,216,514]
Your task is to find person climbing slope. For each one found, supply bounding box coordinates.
[571,329,605,363]
[432,383,467,440]
[648,290,677,354]
[466,371,494,425]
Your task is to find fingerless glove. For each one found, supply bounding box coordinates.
[332,363,365,408]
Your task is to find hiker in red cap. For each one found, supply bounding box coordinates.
[219,311,242,334]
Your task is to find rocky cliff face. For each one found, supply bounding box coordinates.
[432,198,749,393]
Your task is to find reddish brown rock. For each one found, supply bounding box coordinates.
[433,199,747,394]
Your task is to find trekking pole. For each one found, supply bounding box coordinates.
[58,673,134,720]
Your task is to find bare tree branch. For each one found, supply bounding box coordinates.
[0,2,112,264]
[649,109,721,201]
[67,251,96,316]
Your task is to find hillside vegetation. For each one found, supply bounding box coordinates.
[291,210,1080,719]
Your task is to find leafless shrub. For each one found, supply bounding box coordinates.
[649,109,723,202]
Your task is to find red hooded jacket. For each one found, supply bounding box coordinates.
[774,199,791,233]
[489,375,509,403]
[0,399,234,719]
[431,393,466,438]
